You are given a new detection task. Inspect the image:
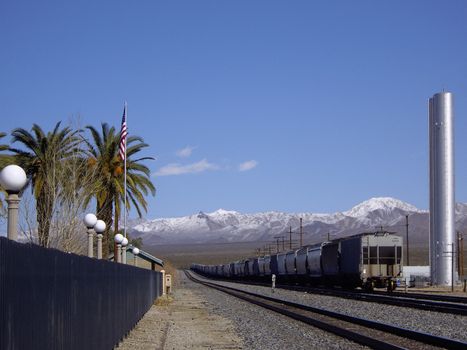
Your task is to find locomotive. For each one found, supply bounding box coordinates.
[191,231,403,291]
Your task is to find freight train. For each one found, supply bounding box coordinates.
[191,231,403,291]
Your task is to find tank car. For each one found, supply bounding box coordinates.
[264,255,272,277]
[321,241,339,286]
[276,252,287,281]
[284,250,297,281]
[257,257,266,277]
[251,257,260,277]
[295,246,309,280]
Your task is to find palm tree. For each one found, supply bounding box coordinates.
[85,123,155,257]
[0,132,11,168]
[0,132,8,150]
[0,132,11,216]
[10,123,80,247]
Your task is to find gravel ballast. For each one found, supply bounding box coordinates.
[191,272,467,343]
[184,271,367,349]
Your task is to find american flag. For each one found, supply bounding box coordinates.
[119,105,127,161]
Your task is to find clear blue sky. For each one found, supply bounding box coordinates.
[1,1,467,218]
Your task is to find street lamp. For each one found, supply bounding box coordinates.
[132,247,140,266]
[94,220,106,259]
[0,165,27,241]
[121,237,128,264]
[83,213,97,258]
[114,233,124,263]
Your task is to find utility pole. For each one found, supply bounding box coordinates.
[274,235,285,251]
[274,236,285,252]
[289,226,292,250]
[406,215,410,266]
[458,232,465,292]
[292,219,305,248]
[457,232,464,286]
[300,218,303,247]
[274,237,280,253]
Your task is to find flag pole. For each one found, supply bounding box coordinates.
[124,101,128,238]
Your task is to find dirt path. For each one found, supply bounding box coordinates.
[117,273,243,350]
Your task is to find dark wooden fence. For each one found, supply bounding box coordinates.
[0,237,162,350]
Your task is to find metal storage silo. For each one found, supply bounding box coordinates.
[429,92,456,286]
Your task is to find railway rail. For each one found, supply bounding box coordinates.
[371,290,467,304]
[186,270,467,350]
[199,276,467,316]
[274,284,467,316]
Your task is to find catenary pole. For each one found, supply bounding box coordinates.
[300,218,303,247]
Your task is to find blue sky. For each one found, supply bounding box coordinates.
[1,1,467,218]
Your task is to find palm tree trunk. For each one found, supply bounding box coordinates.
[37,188,54,247]
[97,198,113,258]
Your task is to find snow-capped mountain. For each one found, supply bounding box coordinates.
[128,197,466,246]
[343,197,420,217]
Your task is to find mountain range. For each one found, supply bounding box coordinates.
[130,197,467,246]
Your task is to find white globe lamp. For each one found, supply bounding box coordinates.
[0,165,27,193]
[114,233,124,244]
[94,220,106,260]
[0,165,27,241]
[83,213,98,229]
[84,213,98,258]
[120,237,129,264]
[94,220,106,233]
[132,247,140,266]
[114,233,124,263]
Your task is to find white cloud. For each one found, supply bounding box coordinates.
[238,160,258,172]
[176,146,196,158]
[154,159,219,176]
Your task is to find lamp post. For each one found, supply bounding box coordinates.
[83,213,97,258]
[114,233,124,263]
[121,237,128,264]
[94,220,106,259]
[132,247,140,266]
[0,165,27,241]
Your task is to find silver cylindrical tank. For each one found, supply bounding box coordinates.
[429,92,456,286]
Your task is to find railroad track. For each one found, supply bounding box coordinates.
[186,270,467,350]
[371,290,467,304]
[275,284,467,316]
[199,276,467,316]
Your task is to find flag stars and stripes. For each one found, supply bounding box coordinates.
[119,105,127,161]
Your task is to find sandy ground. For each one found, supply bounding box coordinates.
[116,276,243,350]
